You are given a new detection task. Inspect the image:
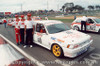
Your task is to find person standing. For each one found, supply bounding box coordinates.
[14,15,21,45]
[81,16,87,32]
[24,13,34,48]
[74,16,76,20]
[18,15,25,46]
[45,16,48,20]
[3,19,7,28]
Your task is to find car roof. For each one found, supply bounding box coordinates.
[34,20,63,25]
[76,17,97,19]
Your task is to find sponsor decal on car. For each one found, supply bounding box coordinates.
[57,39,64,43]
[63,33,81,38]
[51,37,64,43]
[51,37,56,42]
[96,24,100,26]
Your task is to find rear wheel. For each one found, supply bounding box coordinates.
[52,44,63,58]
[73,26,79,31]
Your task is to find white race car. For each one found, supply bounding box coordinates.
[33,20,93,58]
[71,17,100,33]
[33,16,42,21]
[7,18,15,27]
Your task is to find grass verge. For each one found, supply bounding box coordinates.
[48,17,74,23]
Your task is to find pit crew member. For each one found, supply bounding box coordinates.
[14,15,21,45]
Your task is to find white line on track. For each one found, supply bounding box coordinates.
[0,34,45,66]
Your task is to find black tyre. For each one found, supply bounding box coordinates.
[98,29,100,34]
[73,26,79,31]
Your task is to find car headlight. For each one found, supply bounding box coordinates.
[67,44,79,49]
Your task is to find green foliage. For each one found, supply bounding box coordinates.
[48,17,74,23]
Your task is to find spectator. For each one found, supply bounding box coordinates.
[3,19,7,28]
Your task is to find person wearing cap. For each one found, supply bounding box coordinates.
[18,15,25,46]
[81,16,88,32]
[24,13,34,48]
[14,15,21,45]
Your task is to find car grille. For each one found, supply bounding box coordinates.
[79,39,90,46]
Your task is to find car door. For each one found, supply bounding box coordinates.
[87,19,96,31]
[34,23,49,47]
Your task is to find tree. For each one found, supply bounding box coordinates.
[95,5,99,10]
[88,5,94,10]
[61,2,84,13]
[64,2,74,13]
[95,5,100,10]
[99,6,100,10]
[74,5,84,11]
[49,10,54,12]
[61,5,65,12]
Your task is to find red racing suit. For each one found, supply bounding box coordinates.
[14,20,21,44]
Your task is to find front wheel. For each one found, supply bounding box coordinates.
[98,29,100,34]
[51,44,63,58]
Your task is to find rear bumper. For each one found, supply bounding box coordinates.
[62,40,93,58]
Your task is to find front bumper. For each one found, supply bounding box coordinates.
[62,40,93,58]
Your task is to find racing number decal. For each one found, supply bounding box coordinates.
[38,37,42,43]
[37,33,42,43]
[90,25,96,30]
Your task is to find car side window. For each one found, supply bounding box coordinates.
[87,19,94,24]
[36,24,46,33]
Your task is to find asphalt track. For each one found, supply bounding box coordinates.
[0,23,100,66]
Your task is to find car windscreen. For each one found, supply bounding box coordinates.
[46,23,70,34]
[94,18,100,23]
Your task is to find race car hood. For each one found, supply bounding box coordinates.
[50,30,91,44]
